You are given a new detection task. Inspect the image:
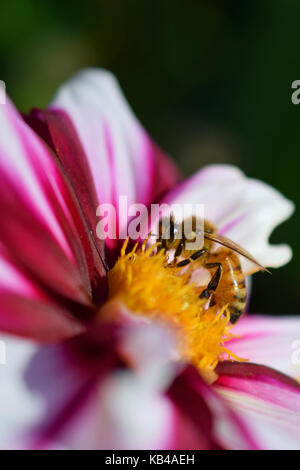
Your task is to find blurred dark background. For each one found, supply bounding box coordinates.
[1,0,299,316]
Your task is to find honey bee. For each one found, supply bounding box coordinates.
[158,215,269,323]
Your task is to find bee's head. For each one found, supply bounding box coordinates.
[158,215,216,252]
[158,215,180,248]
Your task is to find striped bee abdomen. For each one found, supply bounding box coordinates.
[205,249,247,324]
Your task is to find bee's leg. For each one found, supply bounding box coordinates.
[190,248,207,261]
[169,214,175,240]
[199,262,222,299]
[158,213,176,254]
[175,257,191,267]
[157,236,166,253]
[173,238,185,262]
[208,293,216,307]
[175,248,207,268]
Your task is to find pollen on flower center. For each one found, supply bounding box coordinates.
[107,238,242,378]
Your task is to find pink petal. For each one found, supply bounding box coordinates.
[53,371,175,450]
[3,324,174,450]
[0,322,258,450]
[0,326,120,449]
[227,315,300,379]
[215,361,300,449]
[162,164,294,273]
[47,322,177,450]
[0,250,85,341]
[167,365,259,449]
[45,69,180,232]
[25,107,108,275]
[0,98,103,339]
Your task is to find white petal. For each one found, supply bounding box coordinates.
[0,335,44,448]
[119,322,179,391]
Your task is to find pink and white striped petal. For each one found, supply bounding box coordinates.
[42,364,258,450]
[162,164,294,273]
[48,68,180,217]
[0,326,120,449]
[0,98,94,301]
[53,370,175,450]
[0,98,101,339]
[215,361,300,449]
[226,315,300,380]
[0,249,85,341]
[1,321,175,450]
[168,365,259,449]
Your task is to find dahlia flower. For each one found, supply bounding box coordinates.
[0,69,298,450]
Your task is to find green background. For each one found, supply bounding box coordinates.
[1,0,299,316]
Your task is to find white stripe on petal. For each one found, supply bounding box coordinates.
[0,335,44,448]
[216,385,300,450]
[58,371,175,450]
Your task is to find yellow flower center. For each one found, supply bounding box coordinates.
[107,238,242,380]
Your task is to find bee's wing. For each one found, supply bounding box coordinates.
[204,233,270,273]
